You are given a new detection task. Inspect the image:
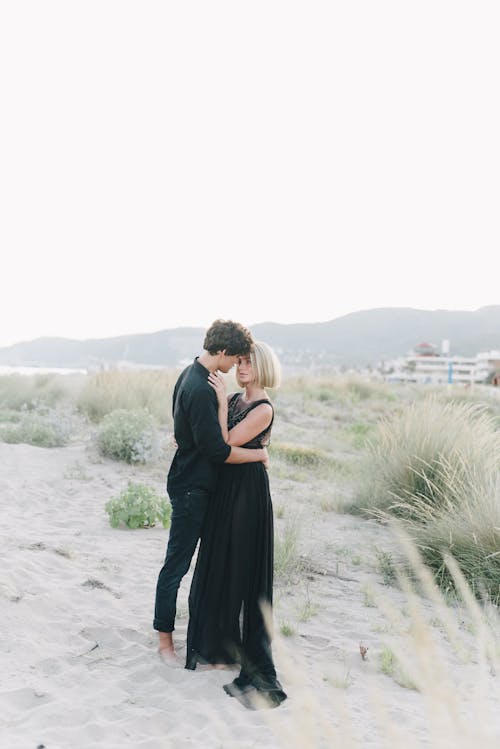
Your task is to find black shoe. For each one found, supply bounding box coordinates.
[223,674,254,697]
[258,688,287,708]
[185,651,197,670]
[251,675,287,707]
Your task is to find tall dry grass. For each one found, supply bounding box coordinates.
[347,396,500,601]
[76,370,178,424]
[350,397,500,513]
[0,372,80,411]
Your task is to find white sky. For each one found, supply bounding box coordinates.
[1,1,499,347]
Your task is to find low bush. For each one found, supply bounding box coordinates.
[105,482,171,529]
[96,408,160,463]
[0,405,83,447]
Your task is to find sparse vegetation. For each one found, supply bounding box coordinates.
[274,515,302,579]
[271,442,327,467]
[326,663,353,689]
[298,596,318,622]
[375,549,398,586]
[63,460,91,481]
[342,421,374,448]
[3,368,500,747]
[378,645,416,689]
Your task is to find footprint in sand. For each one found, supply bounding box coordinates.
[0,687,52,712]
[79,626,123,650]
[81,578,121,598]
[300,634,331,648]
[0,581,23,602]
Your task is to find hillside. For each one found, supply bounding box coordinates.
[1,306,499,369]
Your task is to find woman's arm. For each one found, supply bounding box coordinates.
[208,373,272,446]
[226,403,273,446]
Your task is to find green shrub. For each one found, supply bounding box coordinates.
[96,408,160,463]
[105,482,171,529]
[0,405,83,447]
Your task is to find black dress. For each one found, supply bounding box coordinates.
[185,393,286,706]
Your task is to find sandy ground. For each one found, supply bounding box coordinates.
[1,440,500,749]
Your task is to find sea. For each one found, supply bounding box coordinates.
[0,366,87,376]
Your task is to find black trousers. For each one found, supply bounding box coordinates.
[153,489,209,633]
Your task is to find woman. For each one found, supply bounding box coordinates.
[185,341,287,708]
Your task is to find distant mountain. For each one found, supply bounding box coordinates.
[1,307,499,370]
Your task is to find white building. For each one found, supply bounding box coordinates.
[383,342,500,385]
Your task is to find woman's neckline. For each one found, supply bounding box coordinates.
[239,391,270,405]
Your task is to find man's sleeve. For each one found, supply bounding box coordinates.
[188,386,231,463]
[172,378,180,419]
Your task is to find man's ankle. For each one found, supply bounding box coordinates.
[158,631,174,651]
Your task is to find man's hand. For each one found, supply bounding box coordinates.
[262,446,270,470]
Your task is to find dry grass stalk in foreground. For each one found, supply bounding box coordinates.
[245,540,500,749]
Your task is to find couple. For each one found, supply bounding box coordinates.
[153,319,287,708]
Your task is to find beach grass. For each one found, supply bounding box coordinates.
[344,395,500,600]
[77,370,177,424]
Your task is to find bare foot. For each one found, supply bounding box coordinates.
[159,648,181,666]
[195,662,235,672]
[158,632,180,666]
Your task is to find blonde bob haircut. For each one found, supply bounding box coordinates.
[237,340,281,390]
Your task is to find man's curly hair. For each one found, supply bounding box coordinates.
[203,319,253,356]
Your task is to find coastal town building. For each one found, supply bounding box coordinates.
[382,342,500,385]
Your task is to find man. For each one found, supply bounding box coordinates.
[153,319,268,662]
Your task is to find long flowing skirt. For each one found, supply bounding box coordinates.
[186,462,276,680]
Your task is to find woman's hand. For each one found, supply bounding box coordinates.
[208,371,227,405]
[261,446,270,470]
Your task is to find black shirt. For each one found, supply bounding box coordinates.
[167,358,231,495]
